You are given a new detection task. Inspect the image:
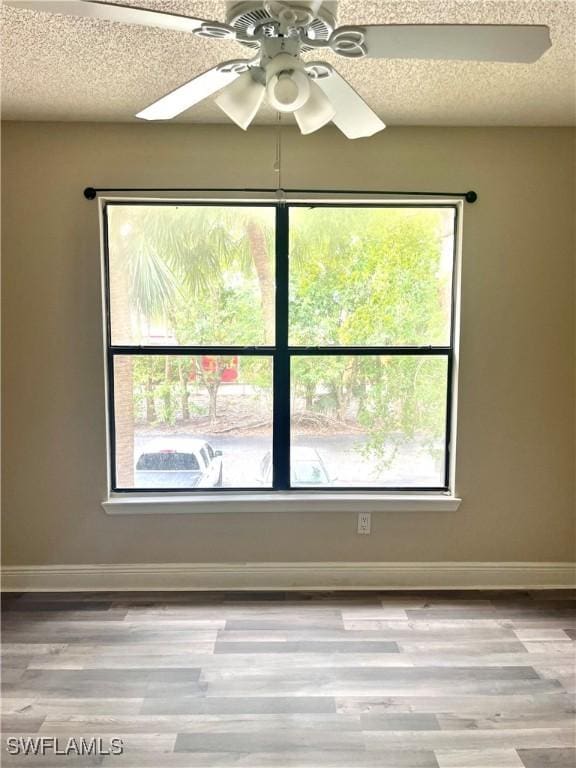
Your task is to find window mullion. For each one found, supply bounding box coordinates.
[273,205,290,490]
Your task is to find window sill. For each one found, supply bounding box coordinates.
[102,493,461,515]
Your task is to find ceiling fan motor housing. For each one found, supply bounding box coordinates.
[226,1,337,49]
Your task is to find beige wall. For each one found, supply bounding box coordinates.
[2,121,575,566]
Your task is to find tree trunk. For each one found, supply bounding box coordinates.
[330,383,346,422]
[162,358,173,423]
[113,357,134,486]
[178,365,190,422]
[109,257,134,486]
[245,220,275,344]
[305,382,315,410]
[207,383,219,425]
[339,359,357,421]
[145,377,157,423]
[181,390,190,422]
[336,391,345,422]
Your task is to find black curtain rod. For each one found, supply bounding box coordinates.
[83,186,478,203]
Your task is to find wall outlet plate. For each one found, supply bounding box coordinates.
[357,511,371,535]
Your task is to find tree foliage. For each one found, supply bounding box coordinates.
[109,204,452,458]
[289,207,452,460]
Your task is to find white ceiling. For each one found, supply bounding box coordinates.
[2,0,575,126]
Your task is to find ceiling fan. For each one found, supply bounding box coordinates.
[8,0,552,139]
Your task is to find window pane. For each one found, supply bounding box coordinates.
[113,355,273,489]
[107,205,275,346]
[290,355,448,488]
[289,207,454,346]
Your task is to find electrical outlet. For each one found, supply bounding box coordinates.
[357,512,371,535]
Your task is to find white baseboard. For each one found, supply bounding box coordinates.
[1,562,574,592]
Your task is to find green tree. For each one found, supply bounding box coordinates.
[289,207,453,464]
[107,205,275,484]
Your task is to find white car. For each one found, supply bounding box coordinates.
[259,446,334,487]
[135,438,223,489]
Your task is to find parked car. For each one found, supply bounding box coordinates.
[135,438,223,488]
[259,446,334,487]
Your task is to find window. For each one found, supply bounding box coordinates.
[103,200,458,494]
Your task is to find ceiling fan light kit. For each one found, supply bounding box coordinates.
[7,0,553,139]
[266,55,311,113]
[294,81,336,135]
[214,70,266,130]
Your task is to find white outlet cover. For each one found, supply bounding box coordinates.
[357,512,371,535]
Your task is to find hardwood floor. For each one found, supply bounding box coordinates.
[1,590,575,767]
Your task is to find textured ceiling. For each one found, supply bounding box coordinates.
[2,0,575,126]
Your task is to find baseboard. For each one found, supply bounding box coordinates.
[1,562,574,592]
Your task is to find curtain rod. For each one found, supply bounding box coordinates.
[83,186,478,203]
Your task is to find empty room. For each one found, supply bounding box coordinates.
[1,1,575,766]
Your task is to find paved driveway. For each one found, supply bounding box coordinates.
[135,433,443,488]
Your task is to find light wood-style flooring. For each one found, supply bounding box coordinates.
[2,590,575,767]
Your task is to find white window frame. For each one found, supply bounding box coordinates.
[99,192,463,514]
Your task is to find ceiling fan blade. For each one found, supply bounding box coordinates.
[315,69,385,139]
[136,64,246,121]
[5,1,212,33]
[333,24,552,63]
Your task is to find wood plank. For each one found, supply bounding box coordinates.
[140,697,337,715]
[363,729,574,750]
[100,751,439,767]
[335,693,576,716]
[517,748,576,767]
[39,713,362,734]
[435,749,524,767]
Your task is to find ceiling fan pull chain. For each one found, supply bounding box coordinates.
[274,111,284,192]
